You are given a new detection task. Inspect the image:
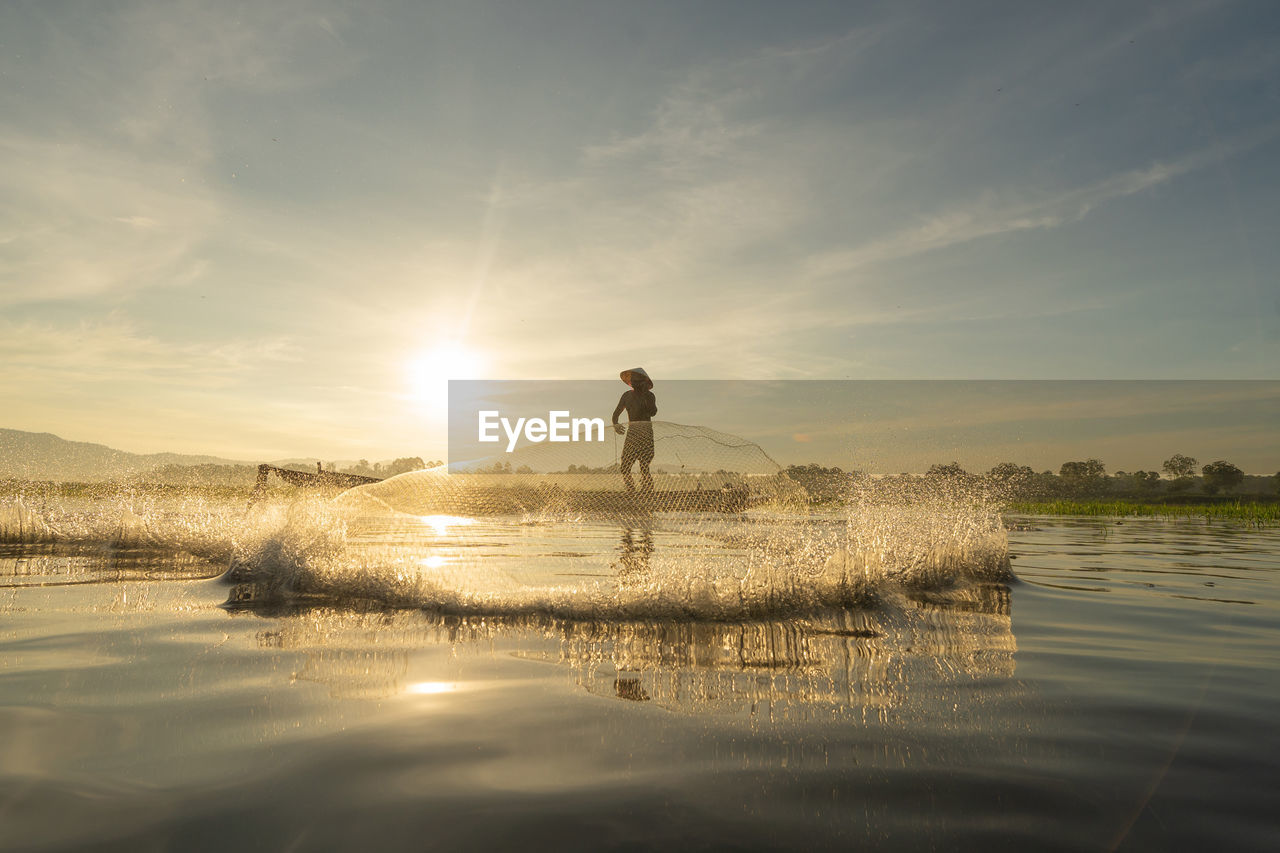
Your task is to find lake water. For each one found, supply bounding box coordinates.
[1,499,1278,851]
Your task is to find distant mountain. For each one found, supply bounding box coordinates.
[0,429,253,482]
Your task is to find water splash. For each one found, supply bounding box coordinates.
[0,487,241,557]
[2,469,1019,719]
[222,476,1012,621]
[2,436,1014,621]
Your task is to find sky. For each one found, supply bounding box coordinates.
[2,0,1278,467]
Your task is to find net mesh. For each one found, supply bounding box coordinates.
[336,421,807,518]
[211,421,1012,622]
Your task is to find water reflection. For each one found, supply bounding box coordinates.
[254,614,414,700]
[614,524,654,587]
[0,543,223,588]
[223,576,1017,718]
[539,583,1015,718]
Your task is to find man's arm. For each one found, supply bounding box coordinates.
[612,393,628,434]
[644,391,657,418]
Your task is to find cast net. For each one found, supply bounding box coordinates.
[215,421,1010,623]
[335,421,807,518]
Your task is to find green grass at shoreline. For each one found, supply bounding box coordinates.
[1005,499,1280,523]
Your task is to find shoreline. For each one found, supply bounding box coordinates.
[1004,499,1280,523]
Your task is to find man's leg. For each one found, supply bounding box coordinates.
[620,444,637,492]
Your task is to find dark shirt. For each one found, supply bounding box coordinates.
[613,390,657,423]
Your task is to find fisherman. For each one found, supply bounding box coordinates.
[612,367,657,493]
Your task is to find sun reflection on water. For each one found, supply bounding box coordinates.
[416,514,475,536]
[407,681,458,695]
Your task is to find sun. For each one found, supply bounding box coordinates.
[405,343,487,414]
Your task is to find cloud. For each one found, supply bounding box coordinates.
[583,80,762,174]
[111,1,361,96]
[803,135,1274,280]
[465,18,1279,381]
[0,315,298,386]
[0,1,367,308]
[0,136,217,306]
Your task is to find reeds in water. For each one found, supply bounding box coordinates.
[1005,499,1280,524]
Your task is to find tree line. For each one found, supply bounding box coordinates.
[785,457,1280,503]
[322,457,441,478]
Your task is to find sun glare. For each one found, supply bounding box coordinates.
[405,343,487,414]
[416,514,475,536]
[406,681,457,696]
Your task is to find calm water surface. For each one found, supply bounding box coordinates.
[1,514,1278,851]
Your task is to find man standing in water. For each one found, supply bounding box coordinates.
[613,368,657,493]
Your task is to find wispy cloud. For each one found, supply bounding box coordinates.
[478,16,1278,381]
[805,128,1279,280]
[0,0,367,307]
[0,315,298,385]
[0,136,216,306]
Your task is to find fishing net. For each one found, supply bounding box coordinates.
[217,422,1010,622]
[335,421,807,518]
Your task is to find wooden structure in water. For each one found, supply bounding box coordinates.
[250,463,382,503]
[386,484,767,516]
[563,487,762,515]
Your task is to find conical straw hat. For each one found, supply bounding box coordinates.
[620,367,652,387]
